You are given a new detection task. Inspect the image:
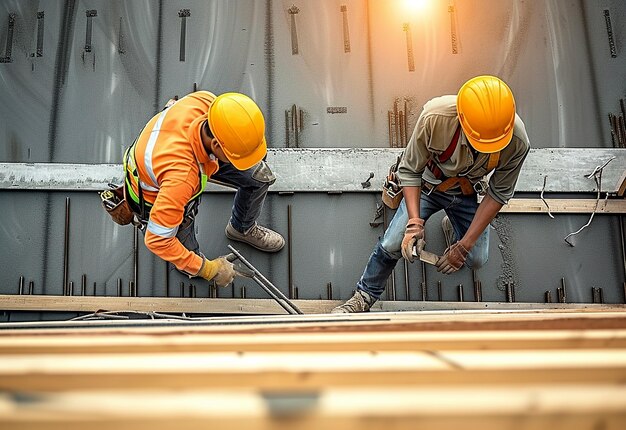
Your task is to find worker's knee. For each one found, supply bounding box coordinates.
[466,249,488,270]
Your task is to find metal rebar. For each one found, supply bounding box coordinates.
[599,287,604,304]
[541,175,554,218]
[457,284,463,302]
[81,274,86,296]
[437,280,442,301]
[241,285,246,299]
[403,23,415,71]
[341,5,350,53]
[592,287,598,304]
[1,13,16,63]
[288,204,294,299]
[63,197,70,296]
[178,9,190,61]
[288,5,299,55]
[388,111,393,148]
[603,9,617,58]
[18,276,24,295]
[227,245,303,314]
[292,104,299,148]
[69,281,74,296]
[404,259,410,300]
[545,291,552,303]
[117,279,122,297]
[93,281,96,296]
[327,282,333,300]
[506,282,512,303]
[84,10,97,52]
[36,11,44,57]
[285,110,290,147]
[448,5,459,54]
[165,261,169,297]
[560,277,567,303]
[477,280,482,302]
[28,281,34,295]
[420,261,427,301]
[133,226,138,294]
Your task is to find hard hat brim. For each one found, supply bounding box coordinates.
[225,136,267,170]
[465,128,513,154]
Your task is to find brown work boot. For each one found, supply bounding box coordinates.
[331,290,375,314]
[225,222,285,253]
[442,215,456,249]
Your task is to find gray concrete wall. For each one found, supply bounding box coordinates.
[0,0,625,319]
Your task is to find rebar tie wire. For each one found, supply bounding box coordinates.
[563,156,615,246]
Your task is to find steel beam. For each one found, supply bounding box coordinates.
[1,148,625,193]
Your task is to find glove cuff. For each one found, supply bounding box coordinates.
[407,217,424,227]
[197,258,219,280]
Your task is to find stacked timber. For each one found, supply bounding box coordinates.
[0,308,625,429]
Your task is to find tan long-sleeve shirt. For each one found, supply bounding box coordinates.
[397,95,530,205]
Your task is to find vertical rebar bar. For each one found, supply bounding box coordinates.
[133,225,138,294]
[29,281,34,295]
[545,291,552,303]
[437,280,442,301]
[404,259,410,300]
[81,274,86,296]
[18,276,24,295]
[117,279,122,297]
[457,284,463,302]
[287,204,294,299]
[327,282,333,300]
[63,197,70,296]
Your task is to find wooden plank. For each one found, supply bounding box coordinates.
[500,198,626,214]
[1,294,625,316]
[1,387,625,430]
[0,350,625,391]
[617,170,626,197]
[0,329,625,354]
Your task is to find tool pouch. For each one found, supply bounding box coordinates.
[381,154,404,209]
[99,185,134,226]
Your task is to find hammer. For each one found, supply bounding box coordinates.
[412,239,440,266]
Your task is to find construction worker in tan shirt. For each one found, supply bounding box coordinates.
[333,75,530,313]
[122,91,284,287]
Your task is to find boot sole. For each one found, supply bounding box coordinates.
[225,231,285,253]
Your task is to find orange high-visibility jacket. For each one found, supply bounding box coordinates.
[129,91,219,275]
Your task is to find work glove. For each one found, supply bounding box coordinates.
[196,256,237,287]
[401,217,425,263]
[436,241,469,274]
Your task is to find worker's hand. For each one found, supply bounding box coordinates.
[196,256,237,287]
[401,217,425,263]
[436,242,469,274]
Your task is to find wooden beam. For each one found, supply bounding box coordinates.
[0,349,625,392]
[0,387,625,430]
[501,198,626,213]
[1,295,625,315]
[0,329,624,354]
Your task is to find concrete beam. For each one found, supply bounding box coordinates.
[1,148,624,193]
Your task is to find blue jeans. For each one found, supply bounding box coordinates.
[356,190,489,300]
[176,160,275,255]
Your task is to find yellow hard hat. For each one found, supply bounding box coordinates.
[457,75,516,153]
[208,92,267,170]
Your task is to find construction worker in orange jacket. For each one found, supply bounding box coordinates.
[123,91,284,287]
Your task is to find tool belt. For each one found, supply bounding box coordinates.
[382,153,403,209]
[422,176,487,196]
[99,184,134,226]
[423,124,498,197]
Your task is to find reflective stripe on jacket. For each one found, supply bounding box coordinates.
[129,91,219,275]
